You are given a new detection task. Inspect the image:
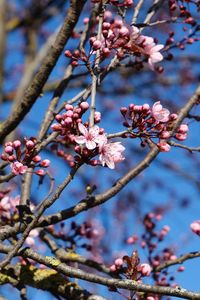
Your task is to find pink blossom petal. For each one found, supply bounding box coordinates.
[78,123,88,136]
[74,136,86,144]
[89,125,100,136]
[86,140,97,150]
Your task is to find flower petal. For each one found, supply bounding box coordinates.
[74,136,86,144]
[86,140,96,150]
[78,123,88,136]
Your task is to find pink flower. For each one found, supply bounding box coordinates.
[110,264,117,272]
[147,44,164,70]
[157,141,171,152]
[137,263,151,276]
[99,142,125,169]
[25,229,39,246]
[136,35,164,70]
[190,220,200,236]
[11,161,28,175]
[114,258,123,267]
[75,123,107,150]
[152,101,170,122]
[178,124,189,134]
[175,133,187,141]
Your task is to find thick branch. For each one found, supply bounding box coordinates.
[0,245,199,300]
[0,0,87,143]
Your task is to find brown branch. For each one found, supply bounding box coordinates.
[0,0,87,143]
[0,244,199,300]
[155,251,200,272]
[169,141,200,153]
[0,263,106,300]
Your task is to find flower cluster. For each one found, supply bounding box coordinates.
[75,123,125,169]
[1,139,50,176]
[120,101,189,152]
[110,251,151,279]
[51,102,125,169]
[65,15,164,71]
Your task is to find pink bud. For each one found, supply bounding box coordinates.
[163,225,170,233]
[92,40,102,50]
[64,117,73,125]
[1,153,7,161]
[64,50,72,58]
[90,159,98,166]
[83,17,89,24]
[114,258,123,267]
[175,133,187,141]
[94,111,101,123]
[40,159,50,168]
[138,263,151,276]
[178,124,189,134]
[177,266,185,272]
[102,48,111,56]
[102,22,111,30]
[26,140,35,150]
[32,155,41,163]
[119,26,129,37]
[120,107,128,115]
[4,146,13,155]
[66,110,74,118]
[90,37,96,45]
[13,140,21,148]
[110,264,117,272]
[170,113,178,120]
[65,104,74,111]
[35,169,46,176]
[55,114,62,122]
[51,124,61,131]
[160,131,170,139]
[80,102,89,111]
[8,155,16,162]
[157,142,171,152]
[190,220,200,235]
[134,105,143,111]
[142,104,150,111]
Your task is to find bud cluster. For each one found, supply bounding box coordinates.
[65,16,164,71]
[120,101,189,152]
[1,139,50,176]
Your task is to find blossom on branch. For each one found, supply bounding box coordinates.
[190,220,200,236]
[75,123,107,150]
[99,141,125,169]
[11,161,28,175]
[152,101,170,122]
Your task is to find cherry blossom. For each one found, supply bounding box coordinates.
[11,161,28,175]
[152,101,170,122]
[157,141,171,152]
[190,220,200,236]
[137,263,151,276]
[25,229,39,246]
[99,142,125,169]
[75,123,107,150]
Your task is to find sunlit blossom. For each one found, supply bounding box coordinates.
[99,142,125,169]
[75,123,107,150]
